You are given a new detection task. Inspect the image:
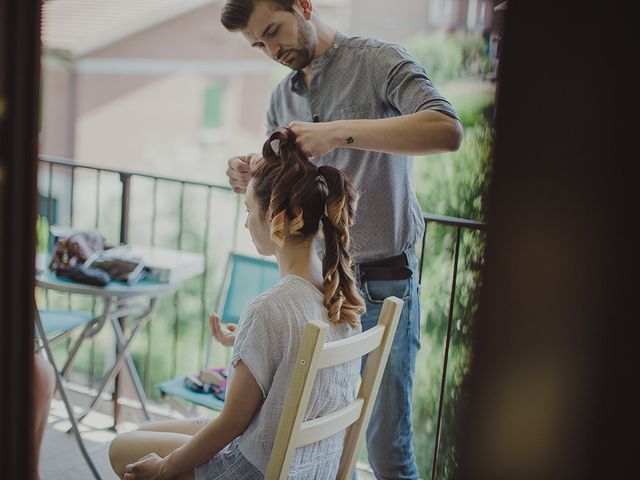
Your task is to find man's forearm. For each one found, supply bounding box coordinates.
[330,110,463,156]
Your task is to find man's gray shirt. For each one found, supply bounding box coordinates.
[267,32,459,263]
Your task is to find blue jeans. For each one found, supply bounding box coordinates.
[359,249,420,479]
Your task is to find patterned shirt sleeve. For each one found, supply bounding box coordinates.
[382,44,459,120]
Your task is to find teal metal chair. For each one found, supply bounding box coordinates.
[157,252,280,414]
[35,307,108,379]
[35,306,106,480]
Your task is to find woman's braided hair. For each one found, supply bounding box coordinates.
[251,128,365,327]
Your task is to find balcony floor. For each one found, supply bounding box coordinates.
[41,393,375,479]
[41,398,124,479]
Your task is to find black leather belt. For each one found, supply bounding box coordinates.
[356,253,413,283]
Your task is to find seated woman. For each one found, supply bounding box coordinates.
[108,127,366,480]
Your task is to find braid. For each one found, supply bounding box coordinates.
[318,166,365,327]
[320,215,342,322]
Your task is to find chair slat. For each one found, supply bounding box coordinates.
[316,326,385,370]
[296,398,364,447]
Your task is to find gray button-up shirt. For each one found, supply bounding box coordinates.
[267,32,459,263]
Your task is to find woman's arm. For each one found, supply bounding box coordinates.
[161,361,263,477]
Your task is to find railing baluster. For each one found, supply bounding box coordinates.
[68,166,75,310]
[199,187,213,369]
[44,163,53,310]
[95,170,101,230]
[61,165,73,312]
[419,220,429,285]
[431,226,462,480]
[178,183,185,249]
[90,169,102,387]
[69,166,75,226]
[151,179,158,247]
[47,162,53,224]
[114,171,129,426]
[171,183,185,380]
[143,178,159,395]
[119,173,131,245]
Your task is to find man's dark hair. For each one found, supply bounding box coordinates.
[220,0,295,31]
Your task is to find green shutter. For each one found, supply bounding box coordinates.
[203,83,225,129]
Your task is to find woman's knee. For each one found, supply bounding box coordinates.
[109,430,192,478]
[109,432,135,477]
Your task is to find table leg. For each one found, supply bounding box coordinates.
[76,299,156,425]
[124,351,152,420]
[112,314,154,422]
[113,316,125,426]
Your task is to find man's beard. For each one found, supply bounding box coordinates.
[281,14,316,71]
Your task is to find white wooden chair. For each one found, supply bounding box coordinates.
[266,296,404,479]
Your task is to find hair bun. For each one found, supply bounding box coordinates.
[263,127,297,161]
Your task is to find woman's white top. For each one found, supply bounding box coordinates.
[229,274,361,478]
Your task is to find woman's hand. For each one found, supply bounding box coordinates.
[209,312,236,347]
[123,453,167,480]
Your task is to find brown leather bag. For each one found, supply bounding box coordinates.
[48,231,105,271]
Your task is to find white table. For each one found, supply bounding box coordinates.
[36,247,204,426]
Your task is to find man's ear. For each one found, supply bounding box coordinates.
[297,0,313,19]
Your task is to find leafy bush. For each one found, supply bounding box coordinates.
[415,121,493,219]
[412,89,493,478]
[404,33,491,84]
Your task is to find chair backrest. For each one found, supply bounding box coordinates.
[218,252,281,325]
[265,296,404,480]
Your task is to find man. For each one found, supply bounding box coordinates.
[222,1,462,478]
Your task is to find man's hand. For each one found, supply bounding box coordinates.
[226,153,265,193]
[210,312,236,347]
[123,453,167,480]
[288,120,340,158]
[226,154,252,193]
